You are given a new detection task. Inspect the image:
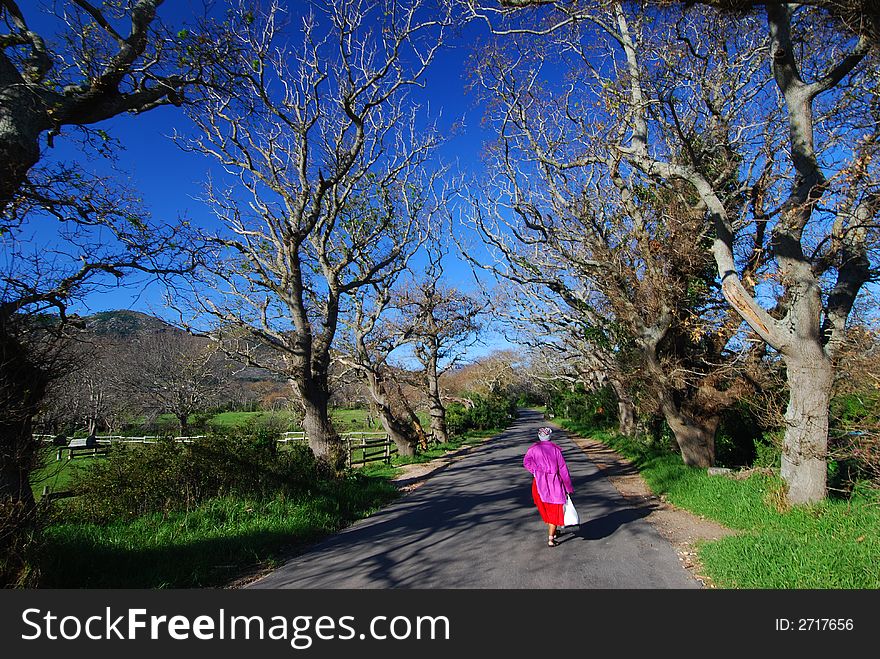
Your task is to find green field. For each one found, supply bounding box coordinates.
[32,450,92,500]
[161,408,383,432]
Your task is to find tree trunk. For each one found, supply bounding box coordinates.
[390,378,430,450]
[0,55,45,214]
[0,328,45,507]
[426,369,448,445]
[660,398,718,468]
[298,383,344,471]
[365,372,416,458]
[177,413,189,436]
[0,318,48,586]
[780,355,833,505]
[618,400,637,437]
[377,412,416,458]
[609,377,637,437]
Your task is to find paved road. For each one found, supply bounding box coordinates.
[248,409,700,589]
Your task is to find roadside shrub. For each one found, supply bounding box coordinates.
[65,429,325,523]
[828,392,880,493]
[467,393,515,430]
[754,431,783,469]
[445,394,516,437]
[444,402,468,437]
[547,383,617,432]
[0,499,43,587]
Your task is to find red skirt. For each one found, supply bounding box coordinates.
[532,479,564,526]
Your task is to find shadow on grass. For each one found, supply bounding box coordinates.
[39,528,303,588]
[37,477,401,589]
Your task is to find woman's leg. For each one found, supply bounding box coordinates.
[547,523,558,545]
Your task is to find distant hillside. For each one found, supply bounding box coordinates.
[79,310,186,337]
[74,310,284,383]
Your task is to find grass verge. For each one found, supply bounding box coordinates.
[556,418,880,589]
[37,473,399,588]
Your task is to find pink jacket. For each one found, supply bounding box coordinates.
[523,440,573,504]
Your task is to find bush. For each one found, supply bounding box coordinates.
[445,394,516,437]
[715,403,763,468]
[828,392,880,493]
[0,499,43,587]
[547,383,617,432]
[753,431,782,469]
[65,427,325,524]
[444,402,469,437]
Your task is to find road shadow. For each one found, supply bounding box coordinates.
[556,503,655,543]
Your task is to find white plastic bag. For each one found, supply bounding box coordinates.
[563,494,580,527]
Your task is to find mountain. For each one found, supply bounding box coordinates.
[73,310,284,383]
[78,310,186,338]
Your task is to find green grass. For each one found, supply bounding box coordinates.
[31,449,101,501]
[38,474,399,588]
[556,417,880,589]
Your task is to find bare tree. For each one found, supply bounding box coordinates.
[605,3,878,502]
[394,248,483,444]
[0,0,227,213]
[181,0,449,469]
[466,24,760,466]
[122,331,228,435]
[41,335,135,436]
[467,1,879,46]
[340,298,422,455]
[442,349,522,399]
[1,163,195,500]
[464,1,879,501]
[0,0,233,585]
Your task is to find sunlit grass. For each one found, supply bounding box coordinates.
[557,418,880,589]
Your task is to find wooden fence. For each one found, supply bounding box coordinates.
[278,430,398,467]
[343,432,398,468]
[47,435,208,461]
[43,431,398,467]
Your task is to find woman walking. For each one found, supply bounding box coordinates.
[523,426,574,547]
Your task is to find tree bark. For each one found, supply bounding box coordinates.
[391,378,430,450]
[365,372,416,457]
[0,318,47,582]
[426,355,449,444]
[0,54,45,213]
[377,411,416,458]
[609,377,637,437]
[298,382,344,471]
[780,355,833,504]
[618,400,637,437]
[176,413,189,436]
[660,398,718,468]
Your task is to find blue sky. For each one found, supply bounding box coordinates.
[30,2,512,357]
